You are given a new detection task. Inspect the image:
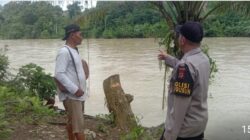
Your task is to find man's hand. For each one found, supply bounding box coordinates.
[158,50,168,60]
[75,89,84,97]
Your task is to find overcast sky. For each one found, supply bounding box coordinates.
[0,0,97,7]
[0,0,10,5]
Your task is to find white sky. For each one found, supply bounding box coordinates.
[0,0,97,7]
[0,0,10,5]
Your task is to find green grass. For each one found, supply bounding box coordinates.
[0,86,57,138]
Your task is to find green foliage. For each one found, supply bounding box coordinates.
[0,52,57,139]
[78,1,168,38]
[204,11,250,37]
[96,113,115,133]
[67,1,82,19]
[120,115,145,140]
[78,1,250,38]
[0,86,56,138]
[0,52,56,101]
[120,126,145,140]
[1,1,249,39]
[96,113,115,125]
[0,50,9,83]
[14,96,56,123]
[0,103,12,138]
[14,63,56,101]
[0,2,67,39]
[202,45,218,80]
[97,123,109,133]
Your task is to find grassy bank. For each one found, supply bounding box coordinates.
[0,86,163,140]
[0,86,57,139]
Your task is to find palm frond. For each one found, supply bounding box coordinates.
[151,1,175,29]
[196,2,207,21]
[163,2,178,24]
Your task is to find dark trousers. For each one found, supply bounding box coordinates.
[160,129,204,140]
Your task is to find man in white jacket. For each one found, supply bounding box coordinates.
[55,24,87,140]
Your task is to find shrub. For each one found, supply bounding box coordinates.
[0,51,9,83]
[0,86,56,132]
[15,63,56,101]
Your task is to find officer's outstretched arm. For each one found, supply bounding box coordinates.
[164,55,179,68]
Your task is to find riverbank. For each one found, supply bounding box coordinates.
[7,111,163,140]
[0,84,163,140]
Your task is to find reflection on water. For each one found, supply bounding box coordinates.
[1,38,250,140]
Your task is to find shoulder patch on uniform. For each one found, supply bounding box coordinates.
[173,64,194,97]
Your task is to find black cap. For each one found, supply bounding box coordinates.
[62,24,81,40]
[175,21,204,43]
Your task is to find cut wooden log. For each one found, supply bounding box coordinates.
[103,74,137,131]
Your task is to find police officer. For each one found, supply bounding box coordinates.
[158,21,210,140]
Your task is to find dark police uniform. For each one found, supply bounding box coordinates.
[163,47,210,140]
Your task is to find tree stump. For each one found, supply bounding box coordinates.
[103,74,137,131]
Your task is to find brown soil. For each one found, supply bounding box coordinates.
[8,114,123,140]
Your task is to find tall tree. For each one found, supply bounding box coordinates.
[0,1,66,39]
[67,1,82,19]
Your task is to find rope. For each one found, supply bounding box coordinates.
[87,37,90,95]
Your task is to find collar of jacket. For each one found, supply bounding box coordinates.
[182,47,201,59]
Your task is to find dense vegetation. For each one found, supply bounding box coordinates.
[0,49,57,138]
[78,1,168,38]
[80,1,250,38]
[0,1,76,39]
[0,1,249,39]
[204,11,250,37]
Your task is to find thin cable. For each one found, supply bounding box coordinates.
[87,37,90,96]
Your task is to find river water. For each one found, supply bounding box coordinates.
[1,38,250,140]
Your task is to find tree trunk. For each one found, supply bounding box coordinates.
[103,74,137,131]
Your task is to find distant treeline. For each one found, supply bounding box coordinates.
[0,1,249,39]
[79,2,168,38]
[81,1,250,38]
[0,1,80,39]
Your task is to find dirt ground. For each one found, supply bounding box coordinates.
[8,114,123,140]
